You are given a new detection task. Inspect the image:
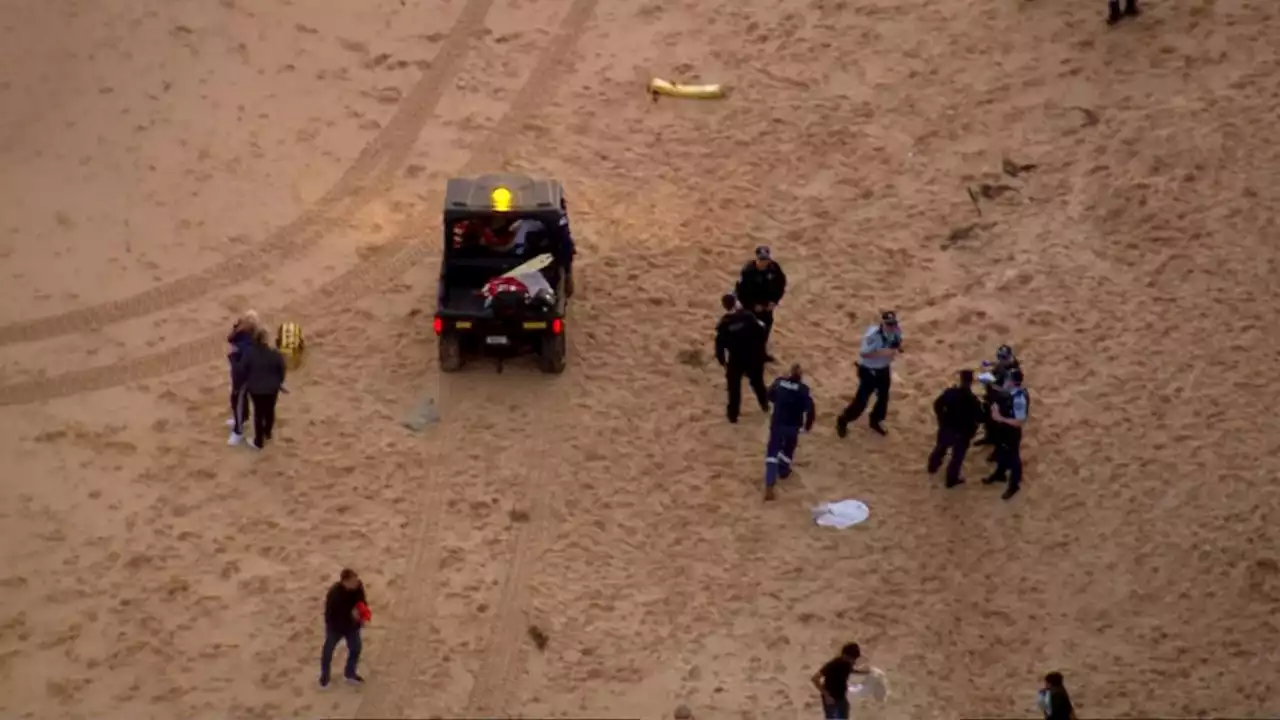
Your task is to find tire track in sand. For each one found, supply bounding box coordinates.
[0,0,497,347]
[354,2,596,716]
[0,0,597,409]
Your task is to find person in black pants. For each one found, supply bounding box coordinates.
[836,311,902,437]
[714,294,769,423]
[234,328,287,450]
[734,245,787,362]
[810,642,869,719]
[928,369,984,488]
[320,568,367,687]
[1108,0,1139,25]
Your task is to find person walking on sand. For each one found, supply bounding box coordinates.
[320,568,368,688]
[928,369,984,488]
[811,642,870,719]
[836,311,902,437]
[763,363,815,502]
[225,310,258,445]
[1037,672,1078,720]
[1108,0,1140,25]
[234,327,286,450]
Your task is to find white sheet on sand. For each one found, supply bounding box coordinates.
[812,500,870,529]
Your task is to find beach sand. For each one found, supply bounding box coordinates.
[1,0,1278,718]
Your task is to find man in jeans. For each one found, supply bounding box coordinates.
[320,568,367,687]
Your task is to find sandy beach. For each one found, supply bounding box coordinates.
[1,0,1278,718]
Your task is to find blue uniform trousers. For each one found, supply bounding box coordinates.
[764,425,800,488]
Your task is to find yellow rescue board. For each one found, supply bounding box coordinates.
[649,77,726,99]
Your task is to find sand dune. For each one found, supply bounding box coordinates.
[1,0,1279,718]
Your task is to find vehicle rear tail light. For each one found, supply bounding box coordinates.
[432,316,443,336]
[552,318,563,335]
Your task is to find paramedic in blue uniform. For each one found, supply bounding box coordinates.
[715,294,769,423]
[763,363,815,501]
[734,246,787,362]
[983,367,1030,500]
[836,311,901,437]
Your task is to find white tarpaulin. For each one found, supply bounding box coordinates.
[850,667,890,703]
[812,500,870,529]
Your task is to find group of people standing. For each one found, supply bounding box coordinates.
[714,246,1033,501]
[225,311,288,450]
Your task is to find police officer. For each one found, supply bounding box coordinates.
[983,368,1030,500]
[763,363,815,501]
[715,294,769,424]
[734,245,787,362]
[928,369,984,488]
[836,311,902,437]
[975,344,1021,450]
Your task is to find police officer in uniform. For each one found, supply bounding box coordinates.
[984,368,1030,500]
[836,311,902,437]
[928,369,984,488]
[975,344,1021,451]
[734,246,787,362]
[763,363,815,501]
[715,294,769,424]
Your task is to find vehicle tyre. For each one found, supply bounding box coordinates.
[538,330,566,374]
[439,332,463,373]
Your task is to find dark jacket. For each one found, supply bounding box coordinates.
[734,261,787,308]
[768,376,815,431]
[934,385,983,437]
[227,327,254,362]
[324,582,367,633]
[235,343,287,395]
[715,309,767,366]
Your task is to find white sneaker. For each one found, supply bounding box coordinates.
[226,418,236,428]
[227,432,244,446]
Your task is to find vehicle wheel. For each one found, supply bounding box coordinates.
[439,332,463,373]
[538,331,566,374]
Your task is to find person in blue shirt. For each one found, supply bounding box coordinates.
[984,368,1031,500]
[764,364,816,501]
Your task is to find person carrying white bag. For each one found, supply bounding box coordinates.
[811,643,888,718]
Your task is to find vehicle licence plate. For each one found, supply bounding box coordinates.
[485,336,509,346]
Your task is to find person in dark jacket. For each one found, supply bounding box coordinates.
[927,369,984,488]
[715,294,769,423]
[763,364,815,501]
[234,328,287,450]
[226,311,258,445]
[1037,671,1078,720]
[811,642,870,719]
[734,245,787,362]
[320,568,367,687]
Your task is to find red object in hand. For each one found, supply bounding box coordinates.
[356,601,372,624]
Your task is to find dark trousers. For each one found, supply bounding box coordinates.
[990,434,1024,489]
[726,360,767,422]
[764,425,800,488]
[928,427,972,483]
[319,626,362,683]
[231,385,250,434]
[250,392,278,446]
[822,696,851,719]
[757,308,775,348]
[839,364,892,426]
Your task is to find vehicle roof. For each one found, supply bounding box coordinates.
[444,173,563,214]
